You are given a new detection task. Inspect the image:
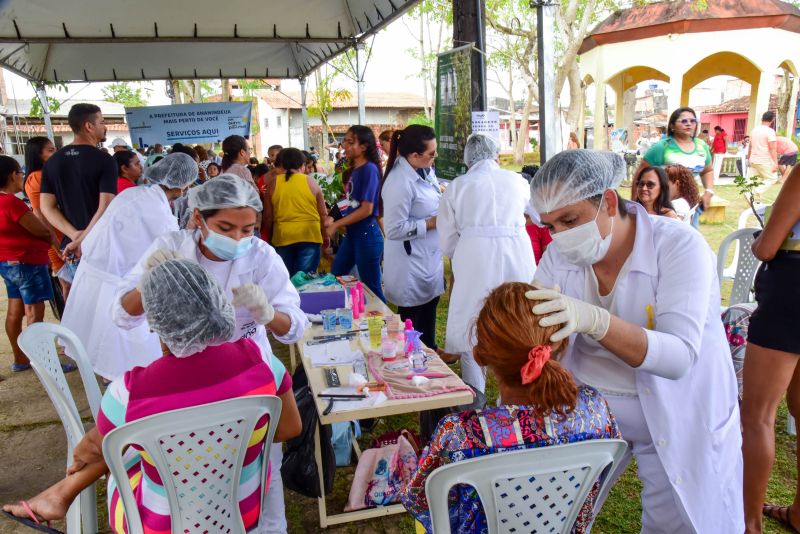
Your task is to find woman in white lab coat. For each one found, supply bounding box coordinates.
[113,174,307,534]
[61,153,198,380]
[382,125,443,350]
[527,150,743,533]
[438,134,535,393]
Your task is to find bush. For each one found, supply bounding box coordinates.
[498,152,540,169]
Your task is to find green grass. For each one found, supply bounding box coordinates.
[275,181,796,533]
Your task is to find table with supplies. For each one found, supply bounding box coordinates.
[293,286,473,527]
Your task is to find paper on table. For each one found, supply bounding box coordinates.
[304,339,359,367]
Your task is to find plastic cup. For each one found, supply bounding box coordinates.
[321,309,338,332]
[381,339,397,361]
[337,308,354,331]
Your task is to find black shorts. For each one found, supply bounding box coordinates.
[779,153,797,166]
[748,251,800,354]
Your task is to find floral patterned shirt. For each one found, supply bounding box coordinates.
[400,386,620,534]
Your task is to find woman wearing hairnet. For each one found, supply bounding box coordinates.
[3,259,302,533]
[528,150,743,532]
[113,173,306,534]
[61,152,198,381]
[438,133,535,394]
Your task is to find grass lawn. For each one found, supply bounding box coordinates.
[279,182,795,533]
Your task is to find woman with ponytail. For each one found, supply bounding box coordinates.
[325,125,386,301]
[381,125,443,349]
[401,282,619,534]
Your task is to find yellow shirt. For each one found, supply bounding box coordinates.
[271,173,322,246]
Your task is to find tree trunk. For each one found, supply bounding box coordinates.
[515,88,535,164]
[564,64,583,138]
[453,0,486,111]
[419,12,431,119]
[507,68,517,150]
[221,79,232,102]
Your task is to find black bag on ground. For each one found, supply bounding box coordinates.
[281,367,335,498]
[49,275,65,319]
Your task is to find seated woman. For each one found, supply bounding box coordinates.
[401,282,620,534]
[632,166,678,219]
[2,258,301,533]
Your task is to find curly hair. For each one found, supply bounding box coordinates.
[664,164,700,207]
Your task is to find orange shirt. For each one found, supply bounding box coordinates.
[24,170,64,271]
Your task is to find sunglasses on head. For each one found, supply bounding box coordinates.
[677,118,697,125]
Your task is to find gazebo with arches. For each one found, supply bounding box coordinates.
[579,0,800,149]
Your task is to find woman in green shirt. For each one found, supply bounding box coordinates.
[638,107,714,228]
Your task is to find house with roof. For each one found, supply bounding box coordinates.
[700,94,779,142]
[3,99,128,154]
[255,90,426,156]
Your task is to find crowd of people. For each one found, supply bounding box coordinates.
[0,100,798,534]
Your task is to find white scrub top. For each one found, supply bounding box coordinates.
[438,159,536,353]
[113,230,308,362]
[535,201,744,533]
[381,156,444,307]
[62,185,177,380]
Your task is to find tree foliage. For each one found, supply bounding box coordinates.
[102,82,148,108]
[29,82,68,118]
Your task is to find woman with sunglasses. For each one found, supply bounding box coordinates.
[632,166,677,219]
[638,107,713,228]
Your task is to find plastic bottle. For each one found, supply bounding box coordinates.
[356,281,365,313]
[350,286,360,319]
[405,329,427,372]
[403,319,414,352]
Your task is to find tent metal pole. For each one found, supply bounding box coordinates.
[300,76,309,150]
[34,82,54,143]
[356,41,366,125]
[532,0,558,164]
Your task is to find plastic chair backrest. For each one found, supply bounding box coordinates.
[716,228,761,306]
[102,395,282,534]
[17,322,101,533]
[425,439,627,534]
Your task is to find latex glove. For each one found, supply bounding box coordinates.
[144,248,182,270]
[232,284,275,325]
[525,284,611,342]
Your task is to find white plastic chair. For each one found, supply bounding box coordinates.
[18,322,102,533]
[425,439,628,534]
[723,206,768,278]
[717,228,761,307]
[102,395,282,534]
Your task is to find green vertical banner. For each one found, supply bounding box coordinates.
[435,44,474,180]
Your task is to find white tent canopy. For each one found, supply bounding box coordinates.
[0,0,418,82]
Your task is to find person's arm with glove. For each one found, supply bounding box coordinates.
[232,283,292,336]
[525,283,649,369]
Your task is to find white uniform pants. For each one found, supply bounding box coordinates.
[459,351,486,394]
[594,395,693,534]
[712,153,725,182]
[258,447,287,533]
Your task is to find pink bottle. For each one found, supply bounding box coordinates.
[350,286,360,319]
[356,281,366,313]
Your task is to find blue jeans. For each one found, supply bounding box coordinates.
[274,242,321,276]
[691,203,704,229]
[0,262,54,304]
[332,219,386,302]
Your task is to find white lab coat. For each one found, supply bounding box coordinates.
[61,185,176,380]
[112,230,308,362]
[535,202,743,533]
[382,157,444,307]
[438,159,536,353]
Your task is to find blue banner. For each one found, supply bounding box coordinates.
[125,101,252,147]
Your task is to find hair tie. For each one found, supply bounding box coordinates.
[521,345,551,384]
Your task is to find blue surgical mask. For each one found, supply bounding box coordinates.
[201,220,254,261]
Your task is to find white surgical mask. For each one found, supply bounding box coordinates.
[551,197,614,266]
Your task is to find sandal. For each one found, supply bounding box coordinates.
[11,363,32,372]
[1,501,64,533]
[763,503,800,533]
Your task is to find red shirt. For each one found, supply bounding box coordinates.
[0,193,50,264]
[117,177,137,193]
[711,131,727,154]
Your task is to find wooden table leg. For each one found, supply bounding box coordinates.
[314,421,329,528]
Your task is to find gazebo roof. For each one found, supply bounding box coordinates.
[580,0,800,54]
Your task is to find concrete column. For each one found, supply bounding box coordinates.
[786,75,798,137]
[667,71,684,116]
[356,41,366,125]
[593,60,606,149]
[749,70,773,135]
[610,76,624,132]
[299,76,309,151]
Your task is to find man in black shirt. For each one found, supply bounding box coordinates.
[40,103,117,262]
